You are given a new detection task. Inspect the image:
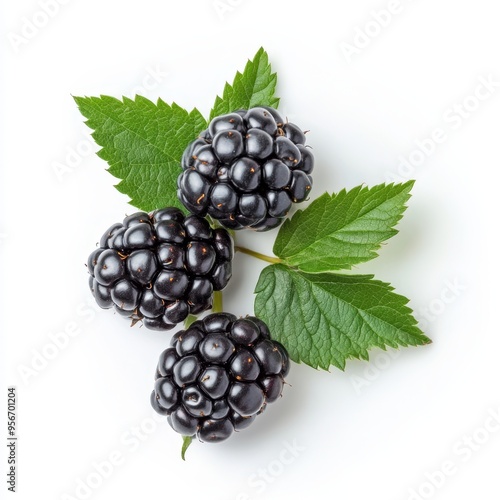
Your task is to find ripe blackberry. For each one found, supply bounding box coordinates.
[178,107,314,231]
[87,209,233,331]
[151,313,289,443]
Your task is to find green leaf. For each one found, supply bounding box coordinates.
[181,435,193,461]
[74,95,207,211]
[209,47,279,120]
[254,264,430,371]
[274,182,415,273]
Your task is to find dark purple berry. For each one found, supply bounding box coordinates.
[154,377,179,411]
[283,122,306,145]
[93,280,113,308]
[183,215,212,240]
[230,318,261,345]
[157,244,184,269]
[169,406,198,436]
[155,220,185,244]
[151,390,170,415]
[212,130,244,164]
[263,159,292,190]
[151,313,290,443]
[173,355,202,387]
[289,170,312,202]
[211,261,232,291]
[260,375,284,403]
[209,183,238,214]
[152,207,185,223]
[245,107,278,135]
[193,145,219,180]
[229,157,261,192]
[239,194,267,222]
[176,327,204,356]
[142,316,175,331]
[185,242,217,275]
[274,136,301,167]
[266,190,292,218]
[245,128,274,159]
[186,279,213,314]
[296,145,314,174]
[123,211,150,227]
[87,248,105,276]
[199,366,230,399]
[163,300,189,324]
[254,340,284,375]
[231,411,256,431]
[99,223,123,248]
[87,210,232,331]
[94,250,125,286]
[179,170,210,213]
[260,106,284,125]
[126,249,158,285]
[228,382,265,416]
[157,347,179,377]
[182,386,213,418]
[110,279,140,310]
[211,399,230,419]
[178,108,314,231]
[197,418,234,443]
[208,113,244,136]
[230,349,260,381]
[123,223,155,249]
[154,270,190,300]
[199,333,235,364]
[202,312,236,333]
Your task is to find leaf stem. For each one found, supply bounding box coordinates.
[235,246,282,265]
[212,290,224,313]
[183,315,198,329]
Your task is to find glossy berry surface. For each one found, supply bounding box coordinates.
[87,209,233,331]
[178,107,314,231]
[151,313,289,443]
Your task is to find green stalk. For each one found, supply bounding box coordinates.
[235,246,282,265]
[212,290,224,313]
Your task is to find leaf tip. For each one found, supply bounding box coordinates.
[255,46,266,58]
[403,179,416,191]
[181,435,193,461]
[73,95,86,107]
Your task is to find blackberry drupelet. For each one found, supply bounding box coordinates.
[87,209,233,331]
[151,313,289,443]
[178,107,314,231]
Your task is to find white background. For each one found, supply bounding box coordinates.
[1,1,499,499]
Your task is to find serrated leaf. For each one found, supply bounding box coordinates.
[209,47,279,120]
[274,182,415,273]
[74,95,207,211]
[254,264,430,371]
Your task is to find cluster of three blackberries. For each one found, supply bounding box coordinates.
[87,107,314,442]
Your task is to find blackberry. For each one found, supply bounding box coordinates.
[87,209,233,331]
[178,107,314,231]
[151,313,289,443]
